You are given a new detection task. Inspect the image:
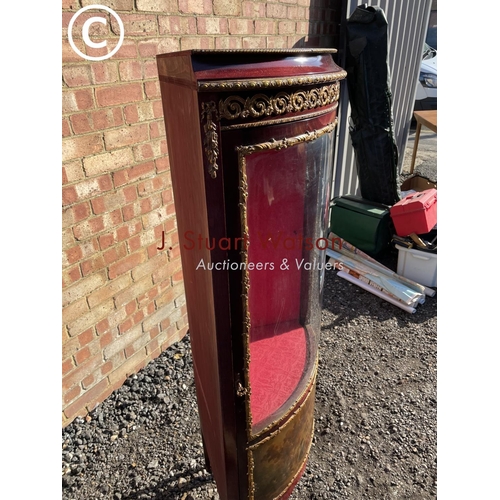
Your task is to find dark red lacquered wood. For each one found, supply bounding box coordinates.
[157,57,239,499]
[157,49,345,500]
[192,53,341,80]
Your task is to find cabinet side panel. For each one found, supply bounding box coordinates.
[251,382,315,500]
[159,79,228,500]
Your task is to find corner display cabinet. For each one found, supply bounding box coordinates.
[157,49,346,500]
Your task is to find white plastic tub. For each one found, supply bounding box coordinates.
[395,244,437,288]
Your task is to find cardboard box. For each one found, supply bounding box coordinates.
[401,175,437,192]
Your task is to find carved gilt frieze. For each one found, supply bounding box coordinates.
[200,82,340,178]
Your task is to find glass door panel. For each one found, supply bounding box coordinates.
[242,130,333,436]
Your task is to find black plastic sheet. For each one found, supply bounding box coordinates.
[346,5,401,206]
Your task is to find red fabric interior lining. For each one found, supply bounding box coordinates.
[246,145,308,427]
[246,147,305,326]
[249,321,307,427]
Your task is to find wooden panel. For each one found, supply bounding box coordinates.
[192,51,340,82]
[158,50,346,500]
[157,52,195,86]
[158,62,230,499]
[250,381,316,500]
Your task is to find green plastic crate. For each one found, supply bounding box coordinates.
[329,195,393,255]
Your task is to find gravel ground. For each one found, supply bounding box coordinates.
[62,266,437,500]
[62,135,437,499]
[400,126,437,183]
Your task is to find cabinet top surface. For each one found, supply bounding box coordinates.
[157,49,346,89]
[158,48,338,56]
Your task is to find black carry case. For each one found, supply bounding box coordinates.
[345,5,401,206]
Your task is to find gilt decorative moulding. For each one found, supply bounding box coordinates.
[157,49,346,500]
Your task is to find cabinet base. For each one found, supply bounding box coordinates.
[249,380,315,500]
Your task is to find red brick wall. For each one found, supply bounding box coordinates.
[62,0,342,427]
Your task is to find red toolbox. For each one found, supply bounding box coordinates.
[390,188,437,236]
